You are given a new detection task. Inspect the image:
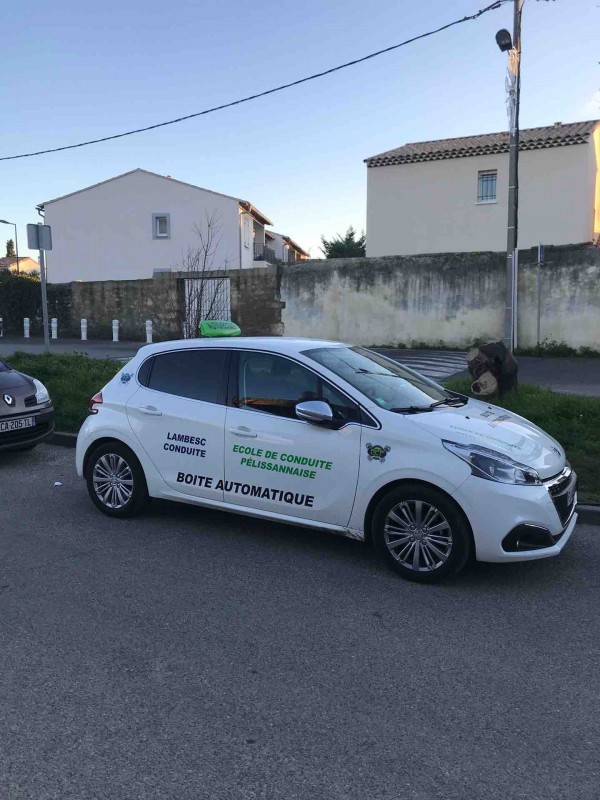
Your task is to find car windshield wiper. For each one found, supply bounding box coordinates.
[391,395,468,414]
[390,406,435,414]
[428,396,468,409]
[355,369,400,377]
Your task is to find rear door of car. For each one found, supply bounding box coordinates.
[126,347,229,502]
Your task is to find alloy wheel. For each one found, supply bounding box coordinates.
[92,453,134,510]
[383,500,453,572]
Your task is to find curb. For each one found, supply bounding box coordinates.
[51,431,77,448]
[575,504,600,526]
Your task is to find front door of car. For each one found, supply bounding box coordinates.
[224,350,363,526]
[126,348,229,502]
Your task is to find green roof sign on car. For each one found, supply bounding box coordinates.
[199,320,241,337]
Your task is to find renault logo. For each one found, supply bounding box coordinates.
[3,393,14,406]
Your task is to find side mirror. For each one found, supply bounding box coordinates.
[295,400,334,425]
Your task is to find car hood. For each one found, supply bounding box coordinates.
[0,370,34,392]
[407,399,565,480]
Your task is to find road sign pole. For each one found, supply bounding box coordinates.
[39,248,50,352]
[28,223,52,353]
[536,243,544,350]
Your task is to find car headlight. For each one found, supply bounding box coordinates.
[32,378,50,405]
[443,440,541,485]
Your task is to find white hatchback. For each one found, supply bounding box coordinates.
[76,338,577,582]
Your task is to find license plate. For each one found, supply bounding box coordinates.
[0,416,35,433]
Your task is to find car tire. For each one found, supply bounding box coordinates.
[85,441,149,518]
[372,483,472,583]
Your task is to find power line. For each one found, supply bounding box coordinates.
[0,1,507,162]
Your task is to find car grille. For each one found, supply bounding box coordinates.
[545,469,577,527]
[0,421,50,445]
[24,394,37,408]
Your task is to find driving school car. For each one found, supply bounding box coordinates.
[0,359,55,451]
[75,337,577,583]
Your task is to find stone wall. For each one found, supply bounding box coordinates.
[281,245,600,349]
[46,274,180,340]
[43,265,285,341]
[37,245,600,349]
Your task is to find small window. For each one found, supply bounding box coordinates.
[237,351,360,423]
[152,213,171,239]
[477,170,497,203]
[137,357,153,387]
[147,349,226,403]
[243,215,251,249]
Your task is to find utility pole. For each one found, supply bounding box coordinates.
[14,224,20,275]
[504,0,523,351]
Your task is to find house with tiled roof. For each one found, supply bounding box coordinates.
[0,256,40,273]
[37,169,307,283]
[365,120,600,257]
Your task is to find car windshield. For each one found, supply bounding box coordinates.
[303,346,455,411]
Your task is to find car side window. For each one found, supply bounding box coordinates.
[238,352,319,419]
[320,381,361,424]
[137,357,153,387]
[145,349,226,403]
[237,351,360,423]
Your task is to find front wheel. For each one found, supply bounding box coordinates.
[85,442,149,518]
[372,484,472,583]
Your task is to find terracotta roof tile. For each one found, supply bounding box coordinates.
[365,120,599,167]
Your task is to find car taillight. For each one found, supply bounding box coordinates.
[88,391,103,414]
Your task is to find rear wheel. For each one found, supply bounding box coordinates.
[372,483,472,583]
[85,442,148,518]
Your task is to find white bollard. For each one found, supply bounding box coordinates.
[112,319,119,343]
[24,318,30,338]
[81,318,87,341]
[145,320,153,344]
[51,318,58,340]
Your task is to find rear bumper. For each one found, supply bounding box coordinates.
[0,406,55,451]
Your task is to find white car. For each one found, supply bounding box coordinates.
[76,338,577,582]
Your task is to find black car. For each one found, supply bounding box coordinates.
[0,360,55,451]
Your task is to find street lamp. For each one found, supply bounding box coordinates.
[496,0,523,352]
[495,28,513,52]
[0,219,20,275]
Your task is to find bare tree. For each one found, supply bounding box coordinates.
[167,211,233,339]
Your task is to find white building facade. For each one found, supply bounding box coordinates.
[38,169,276,283]
[365,120,600,257]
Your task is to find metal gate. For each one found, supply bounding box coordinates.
[183,277,231,338]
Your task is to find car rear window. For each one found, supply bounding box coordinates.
[144,349,227,403]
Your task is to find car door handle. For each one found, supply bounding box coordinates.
[228,426,257,438]
[138,405,162,416]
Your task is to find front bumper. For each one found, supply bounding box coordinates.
[0,406,55,451]
[452,469,577,563]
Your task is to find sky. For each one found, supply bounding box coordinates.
[1,0,598,261]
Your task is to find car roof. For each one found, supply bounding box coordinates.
[136,337,349,357]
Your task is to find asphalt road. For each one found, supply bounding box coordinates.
[1,444,599,800]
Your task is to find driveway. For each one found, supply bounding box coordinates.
[1,444,598,800]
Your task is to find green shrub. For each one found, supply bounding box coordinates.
[0,272,41,332]
[3,352,120,433]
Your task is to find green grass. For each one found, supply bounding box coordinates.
[3,352,121,433]
[446,378,600,503]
